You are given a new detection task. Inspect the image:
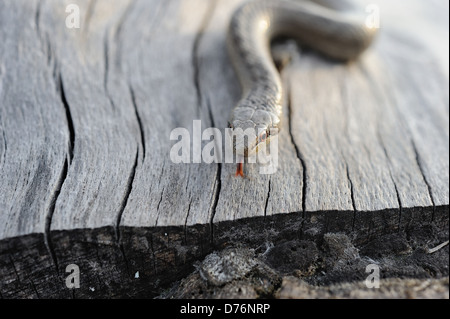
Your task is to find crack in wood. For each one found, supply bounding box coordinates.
[104,32,110,90]
[45,158,67,275]
[338,72,360,228]
[209,164,222,243]
[8,254,20,282]
[157,162,166,185]
[0,63,4,167]
[205,94,222,242]
[193,0,221,242]
[284,74,308,238]
[116,149,139,244]
[34,0,41,38]
[0,0,448,299]
[411,139,436,220]
[29,279,40,299]
[155,188,166,227]
[156,189,164,212]
[192,0,218,118]
[59,75,75,163]
[184,199,193,243]
[44,73,76,276]
[377,131,403,228]
[264,179,271,219]
[365,59,439,212]
[115,148,139,278]
[287,84,307,216]
[0,116,6,167]
[392,177,403,230]
[129,85,146,162]
[149,233,157,275]
[345,162,357,231]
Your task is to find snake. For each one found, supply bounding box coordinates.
[227,0,378,176]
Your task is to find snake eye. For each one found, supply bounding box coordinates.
[259,131,268,142]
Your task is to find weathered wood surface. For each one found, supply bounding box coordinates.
[0,0,448,298]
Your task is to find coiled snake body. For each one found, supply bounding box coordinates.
[227,0,377,176]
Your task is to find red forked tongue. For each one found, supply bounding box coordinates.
[235,163,244,178]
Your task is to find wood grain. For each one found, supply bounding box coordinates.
[0,0,448,298]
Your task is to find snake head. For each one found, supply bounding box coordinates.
[229,120,272,158]
[228,103,280,159]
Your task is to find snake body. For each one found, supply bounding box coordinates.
[227,0,377,162]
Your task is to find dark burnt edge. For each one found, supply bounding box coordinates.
[129,85,146,162]
[411,139,436,221]
[115,149,139,276]
[1,205,446,298]
[287,82,307,236]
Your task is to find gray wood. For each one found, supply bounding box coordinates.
[196,0,305,223]
[119,0,217,228]
[0,0,448,298]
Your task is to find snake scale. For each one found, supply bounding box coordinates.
[227,0,377,176]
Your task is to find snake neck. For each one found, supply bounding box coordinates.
[227,0,377,95]
[227,0,378,156]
